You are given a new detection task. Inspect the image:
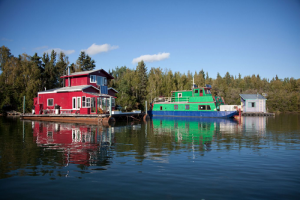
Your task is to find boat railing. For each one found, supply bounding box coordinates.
[153,97,189,103]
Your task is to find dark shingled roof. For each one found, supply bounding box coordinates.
[239,94,266,100]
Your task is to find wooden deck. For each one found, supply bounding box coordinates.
[21,112,148,125]
[241,112,275,117]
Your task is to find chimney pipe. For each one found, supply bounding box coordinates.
[68,66,70,87]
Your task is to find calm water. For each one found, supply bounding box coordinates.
[0,114,299,200]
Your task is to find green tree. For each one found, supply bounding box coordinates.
[76,51,95,71]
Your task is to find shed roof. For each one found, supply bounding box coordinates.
[38,85,98,94]
[108,87,119,93]
[239,94,266,100]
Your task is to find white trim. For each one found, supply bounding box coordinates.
[72,97,77,110]
[77,97,81,109]
[178,93,182,98]
[47,98,54,106]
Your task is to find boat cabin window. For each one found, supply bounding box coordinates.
[205,89,211,94]
[178,93,182,98]
[160,106,163,110]
[198,105,211,110]
[174,105,178,110]
[185,105,190,110]
[195,89,198,94]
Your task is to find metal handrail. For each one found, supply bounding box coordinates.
[153,97,189,103]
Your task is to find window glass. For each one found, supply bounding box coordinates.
[86,98,91,107]
[47,99,53,106]
[77,97,81,109]
[185,105,189,110]
[178,93,182,98]
[195,90,198,93]
[90,75,96,83]
[174,105,178,110]
[82,97,86,107]
[248,102,255,107]
[111,98,115,107]
[198,105,206,110]
[207,105,211,110]
[91,97,96,112]
[72,97,76,109]
[160,106,163,110]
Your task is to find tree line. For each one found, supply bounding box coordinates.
[0,46,95,112]
[1,45,299,113]
[110,65,300,113]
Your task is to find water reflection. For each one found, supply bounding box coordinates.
[32,121,114,167]
[151,117,238,149]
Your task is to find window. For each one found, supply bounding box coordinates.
[174,105,178,110]
[77,97,81,109]
[185,105,190,110]
[111,98,115,107]
[248,102,255,107]
[160,106,163,110]
[86,97,91,107]
[195,89,198,94]
[47,98,53,106]
[178,93,182,98]
[72,97,76,109]
[96,76,107,86]
[90,75,96,83]
[82,96,86,107]
[91,97,96,112]
[198,105,206,110]
[207,105,211,110]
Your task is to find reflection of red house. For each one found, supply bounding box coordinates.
[32,121,113,166]
[33,69,118,114]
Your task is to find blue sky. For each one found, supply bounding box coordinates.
[1,0,299,80]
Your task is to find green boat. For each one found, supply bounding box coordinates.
[148,83,238,118]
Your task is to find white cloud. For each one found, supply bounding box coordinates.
[44,48,75,55]
[1,37,13,42]
[82,43,119,55]
[132,52,170,64]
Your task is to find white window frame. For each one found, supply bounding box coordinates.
[72,97,76,109]
[86,97,91,107]
[47,98,54,106]
[90,75,96,83]
[77,97,81,109]
[178,93,182,98]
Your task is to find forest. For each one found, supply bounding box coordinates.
[1,45,300,113]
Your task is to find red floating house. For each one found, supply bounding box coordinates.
[33,69,118,115]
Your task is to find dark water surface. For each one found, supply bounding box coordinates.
[0,114,299,199]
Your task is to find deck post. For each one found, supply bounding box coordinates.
[109,97,112,117]
[23,96,25,114]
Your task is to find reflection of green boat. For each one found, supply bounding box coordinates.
[152,117,235,145]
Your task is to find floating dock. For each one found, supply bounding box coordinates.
[241,112,275,117]
[21,112,149,125]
